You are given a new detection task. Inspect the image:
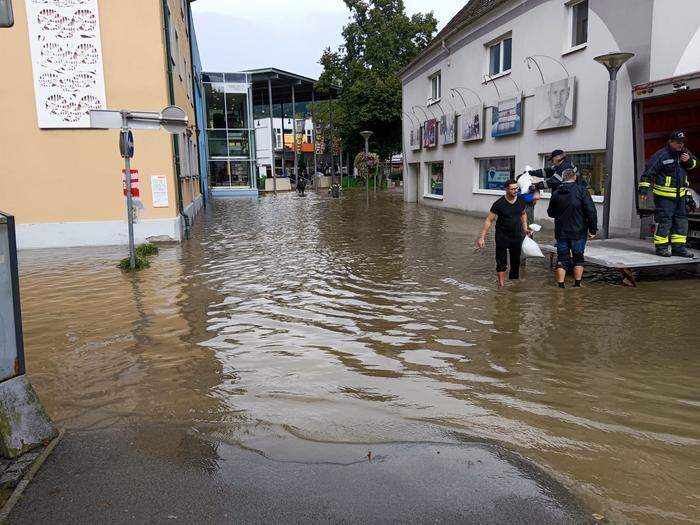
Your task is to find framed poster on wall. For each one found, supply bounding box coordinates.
[534,77,576,131]
[461,104,484,142]
[491,97,522,138]
[423,119,437,148]
[440,113,456,145]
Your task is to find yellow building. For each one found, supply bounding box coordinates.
[0,0,203,248]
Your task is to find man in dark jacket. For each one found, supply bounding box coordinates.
[528,149,587,192]
[547,169,598,288]
[638,130,697,258]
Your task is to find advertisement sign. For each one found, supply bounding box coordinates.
[151,175,169,208]
[481,158,514,190]
[491,97,522,138]
[25,0,107,128]
[535,77,576,131]
[461,104,484,142]
[409,127,421,151]
[440,113,456,145]
[423,119,437,148]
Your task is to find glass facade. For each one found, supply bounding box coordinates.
[203,73,255,188]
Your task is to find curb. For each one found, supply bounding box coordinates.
[0,429,64,524]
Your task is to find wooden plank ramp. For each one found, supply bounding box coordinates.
[539,238,700,286]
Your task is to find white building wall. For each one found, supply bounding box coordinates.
[401,0,659,236]
[650,0,700,79]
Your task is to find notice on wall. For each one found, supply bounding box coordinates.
[25,0,107,128]
[151,176,169,208]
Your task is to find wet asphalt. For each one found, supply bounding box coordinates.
[8,423,592,524]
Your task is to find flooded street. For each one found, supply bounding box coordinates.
[18,190,700,524]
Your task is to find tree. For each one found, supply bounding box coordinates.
[317,0,437,160]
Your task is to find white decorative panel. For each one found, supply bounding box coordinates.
[25,0,107,128]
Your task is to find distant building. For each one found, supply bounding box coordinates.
[0,0,205,248]
[400,0,700,237]
[201,68,341,195]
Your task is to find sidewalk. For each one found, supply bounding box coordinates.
[6,422,593,524]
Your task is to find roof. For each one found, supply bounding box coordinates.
[398,0,513,78]
[202,68,340,105]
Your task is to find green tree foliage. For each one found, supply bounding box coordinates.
[316,0,437,159]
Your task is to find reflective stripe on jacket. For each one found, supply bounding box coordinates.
[639,146,697,199]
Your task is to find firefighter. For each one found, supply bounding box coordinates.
[638,131,698,258]
[528,149,587,192]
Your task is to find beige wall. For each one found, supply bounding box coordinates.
[0,0,200,228]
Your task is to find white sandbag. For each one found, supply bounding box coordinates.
[518,173,533,194]
[690,189,700,208]
[529,223,542,232]
[522,235,544,258]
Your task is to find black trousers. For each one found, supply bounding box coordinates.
[495,236,522,279]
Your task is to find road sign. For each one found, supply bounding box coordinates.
[160,105,187,134]
[119,130,134,159]
[122,169,139,198]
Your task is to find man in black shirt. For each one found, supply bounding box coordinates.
[477,179,530,288]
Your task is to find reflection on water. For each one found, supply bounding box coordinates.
[19,191,700,524]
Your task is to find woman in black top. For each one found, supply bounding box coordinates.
[477,179,531,288]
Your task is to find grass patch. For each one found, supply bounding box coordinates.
[135,243,159,257]
[118,255,150,271]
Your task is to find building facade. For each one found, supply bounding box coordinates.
[202,72,258,197]
[400,0,700,237]
[0,0,203,249]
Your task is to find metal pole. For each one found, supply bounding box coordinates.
[364,137,369,205]
[602,69,618,239]
[339,148,343,188]
[292,82,298,184]
[121,111,135,270]
[329,94,334,185]
[280,101,285,183]
[267,78,276,194]
[311,88,318,177]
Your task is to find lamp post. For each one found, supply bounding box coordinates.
[594,52,634,239]
[360,131,373,204]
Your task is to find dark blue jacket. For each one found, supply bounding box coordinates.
[547,182,598,240]
[638,146,697,199]
[529,159,587,192]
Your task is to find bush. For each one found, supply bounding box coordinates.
[135,243,159,257]
[118,255,150,271]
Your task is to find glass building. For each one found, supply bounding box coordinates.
[202,72,257,196]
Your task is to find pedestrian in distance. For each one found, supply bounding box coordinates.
[547,169,598,288]
[638,130,697,258]
[477,179,531,288]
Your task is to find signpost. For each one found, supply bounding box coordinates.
[90,107,188,270]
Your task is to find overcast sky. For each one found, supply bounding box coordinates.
[191,1,463,78]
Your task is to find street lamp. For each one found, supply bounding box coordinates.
[360,131,373,202]
[594,52,634,239]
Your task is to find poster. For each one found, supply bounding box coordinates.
[440,113,456,145]
[409,127,421,151]
[423,119,437,148]
[151,175,169,208]
[535,77,576,131]
[25,0,107,128]
[461,104,484,142]
[481,158,514,190]
[491,97,522,138]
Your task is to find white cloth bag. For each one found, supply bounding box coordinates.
[521,235,544,258]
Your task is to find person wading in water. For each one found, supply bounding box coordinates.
[477,179,531,288]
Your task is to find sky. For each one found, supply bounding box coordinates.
[191,0,463,79]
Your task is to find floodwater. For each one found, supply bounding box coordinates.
[18,190,700,524]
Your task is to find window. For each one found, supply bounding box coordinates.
[488,36,512,76]
[229,161,250,187]
[227,131,249,157]
[538,150,605,197]
[274,128,282,149]
[426,162,444,197]
[306,129,313,143]
[205,83,225,128]
[225,92,247,129]
[478,157,515,191]
[570,0,588,48]
[0,0,13,27]
[209,160,229,187]
[207,131,227,157]
[429,72,441,103]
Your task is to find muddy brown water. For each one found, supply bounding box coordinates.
[18,191,700,524]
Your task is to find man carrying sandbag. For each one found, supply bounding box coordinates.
[547,169,598,288]
[477,179,531,288]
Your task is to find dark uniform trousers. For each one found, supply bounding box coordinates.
[654,195,688,246]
